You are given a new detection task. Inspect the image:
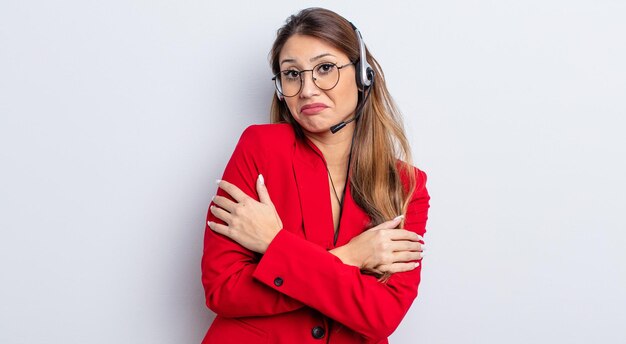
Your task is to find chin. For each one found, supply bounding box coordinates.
[300,124,331,135]
[294,118,334,134]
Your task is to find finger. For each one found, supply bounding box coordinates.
[377,262,420,274]
[207,221,233,238]
[216,179,249,203]
[389,229,423,242]
[390,240,423,252]
[256,174,273,205]
[393,251,424,262]
[212,195,237,213]
[210,205,232,224]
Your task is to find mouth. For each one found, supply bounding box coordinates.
[300,103,329,115]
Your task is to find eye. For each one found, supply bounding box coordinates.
[281,70,301,81]
[315,63,336,75]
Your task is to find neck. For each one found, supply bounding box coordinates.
[304,122,355,167]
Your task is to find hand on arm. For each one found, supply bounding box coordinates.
[329,216,425,275]
[208,175,283,254]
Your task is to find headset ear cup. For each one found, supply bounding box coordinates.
[365,66,374,87]
[355,60,374,91]
[276,89,284,101]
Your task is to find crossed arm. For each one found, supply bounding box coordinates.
[208,175,425,274]
[202,175,428,341]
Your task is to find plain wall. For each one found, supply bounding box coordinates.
[1,1,624,343]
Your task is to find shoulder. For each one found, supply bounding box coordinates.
[232,123,296,162]
[238,123,295,146]
[395,160,428,195]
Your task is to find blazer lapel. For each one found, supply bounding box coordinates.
[292,138,335,248]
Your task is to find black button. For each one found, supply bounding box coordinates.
[311,326,325,339]
[273,277,283,287]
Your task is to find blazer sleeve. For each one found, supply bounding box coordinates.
[251,169,430,342]
[201,126,306,317]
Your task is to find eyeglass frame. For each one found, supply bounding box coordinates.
[272,61,355,98]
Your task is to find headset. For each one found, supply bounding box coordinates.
[327,22,375,133]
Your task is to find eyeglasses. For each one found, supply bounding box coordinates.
[272,62,354,98]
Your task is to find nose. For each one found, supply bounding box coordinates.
[299,71,320,98]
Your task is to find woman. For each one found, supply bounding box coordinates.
[201,7,430,344]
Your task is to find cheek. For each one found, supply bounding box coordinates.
[342,71,358,96]
[285,99,299,118]
[335,80,359,112]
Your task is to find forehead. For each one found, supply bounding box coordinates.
[279,34,348,64]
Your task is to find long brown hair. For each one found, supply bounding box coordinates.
[269,8,416,231]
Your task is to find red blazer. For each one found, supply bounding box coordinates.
[201,123,430,344]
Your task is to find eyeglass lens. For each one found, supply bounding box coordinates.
[275,63,341,97]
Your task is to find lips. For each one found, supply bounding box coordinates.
[300,103,329,115]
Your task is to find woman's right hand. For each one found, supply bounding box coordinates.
[330,216,425,275]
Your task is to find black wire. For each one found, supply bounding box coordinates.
[333,131,355,246]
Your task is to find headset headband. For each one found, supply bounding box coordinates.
[350,22,374,90]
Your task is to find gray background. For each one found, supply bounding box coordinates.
[1,0,625,343]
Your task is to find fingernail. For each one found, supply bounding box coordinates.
[211,195,215,201]
[258,174,265,186]
[419,251,425,259]
[414,262,420,268]
[421,245,426,251]
[393,215,404,221]
[215,179,222,185]
[207,221,213,228]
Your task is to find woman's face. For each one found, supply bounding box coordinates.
[278,34,359,135]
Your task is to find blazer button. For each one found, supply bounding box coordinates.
[274,277,283,287]
[311,326,325,339]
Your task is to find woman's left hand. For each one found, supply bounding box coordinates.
[208,174,283,254]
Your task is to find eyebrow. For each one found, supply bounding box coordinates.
[280,53,337,66]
